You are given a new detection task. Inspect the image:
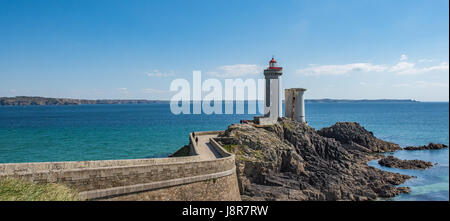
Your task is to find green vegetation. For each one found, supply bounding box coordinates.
[0,178,79,201]
[223,144,238,153]
[235,149,265,162]
[223,144,265,162]
[282,120,293,131]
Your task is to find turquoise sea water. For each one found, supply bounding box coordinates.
[0,102,448,200]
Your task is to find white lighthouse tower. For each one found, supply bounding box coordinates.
[254,57,283,125]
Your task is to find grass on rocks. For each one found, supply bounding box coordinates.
[0,177,79,201]
[223,144,265,162]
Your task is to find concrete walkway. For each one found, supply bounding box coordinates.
[194,134,222,160]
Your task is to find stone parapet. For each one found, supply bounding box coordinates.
[0,130,241,201]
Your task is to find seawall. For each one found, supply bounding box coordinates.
[0,131,241,201]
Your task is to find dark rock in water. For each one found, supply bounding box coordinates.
[378,156,433,169]
[317,122,401,152]
[403,143,448,151]
[216,118,411,201]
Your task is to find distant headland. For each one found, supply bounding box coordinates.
[0,96,419,106]
[304,98,419,103]
[0,96,167,106]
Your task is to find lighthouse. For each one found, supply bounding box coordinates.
[254,57,283,125]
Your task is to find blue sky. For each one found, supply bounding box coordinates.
[0,0,448,101]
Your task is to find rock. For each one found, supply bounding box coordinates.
[218,118,412,201]
[374,185,411,198]
[378,156,433,169]
[404,143,448,151]
[317,122,401,152]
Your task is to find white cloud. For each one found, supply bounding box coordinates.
[296,63,388,76]
[208,64,261,78]
[392,81,449,88]
[147,70,175,77]
[423,62,449,72]
[297,55,449,76]
[390,61,449,75]
[400,54,408,61]
[389,61,416,74]
[390,54,448,75]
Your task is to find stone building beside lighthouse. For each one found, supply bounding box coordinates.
[254,57,283,125]
[285,88,307,123]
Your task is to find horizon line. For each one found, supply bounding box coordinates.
[1,96,449,102]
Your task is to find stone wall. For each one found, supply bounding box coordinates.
[103,172,241,201]
[0,131,241,201]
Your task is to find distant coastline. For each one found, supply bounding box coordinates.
[0,96,421,106]
[304,98,419,103]
[0,96,167,106]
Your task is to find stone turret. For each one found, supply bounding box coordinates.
[285,88,307,123]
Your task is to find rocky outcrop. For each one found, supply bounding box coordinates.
[404,143,448,151]
[216,118,411,201]
[378,156,433,170]
[317,122,401,152]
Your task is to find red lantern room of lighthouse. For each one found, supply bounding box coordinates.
[268,57,283,70]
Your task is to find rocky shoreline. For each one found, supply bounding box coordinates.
[403,143,448,150]
[378,156,434,170]
[209,118,446,201]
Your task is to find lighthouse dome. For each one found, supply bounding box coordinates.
[269,57,279,68]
